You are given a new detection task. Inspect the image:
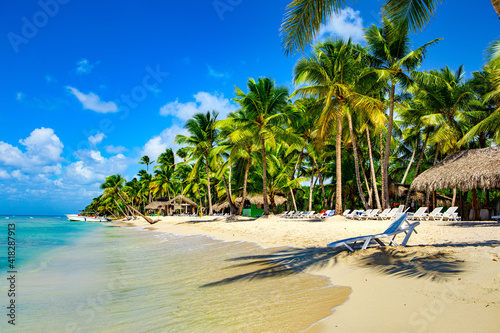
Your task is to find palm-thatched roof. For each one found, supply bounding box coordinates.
[145,201,167,210]
[410,147,500,192]
[165,195,198,207]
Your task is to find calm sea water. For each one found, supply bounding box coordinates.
[0,216,349,332]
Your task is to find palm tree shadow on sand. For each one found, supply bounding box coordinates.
[199,242,488,288]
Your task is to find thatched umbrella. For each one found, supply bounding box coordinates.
[410,147,500,192]
[410,147,500,219]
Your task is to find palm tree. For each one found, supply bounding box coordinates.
[293,39,381,214]
[100,174,128,216]
[138,155,154,173]
[175,111,220,215]
[232,78,294,216]
[365,19,440,208]
[461,46,500,145]
[280,0,442,55]
[150,167,176,200]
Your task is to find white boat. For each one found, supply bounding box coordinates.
[66,212,110,222]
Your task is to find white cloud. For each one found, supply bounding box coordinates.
[105,145,128,154]
[63,149,130,185]
[16,92,25,101]
[141,125,188,161]
[67,87,118,113]
[318,7,365,43]
[0,127,63,174]
[11,170,29,181]
[75,58,98,75]
[207,65,231,79]
[0,169,10,179]
[88,132,106,146]
[159,91,237,121]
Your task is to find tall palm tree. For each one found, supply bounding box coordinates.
[232,77,294,216]
[365,19,440,208]
[293,39,381,214]
[138,155,154,173]
[280,0,442,55]
[175,111,220,215]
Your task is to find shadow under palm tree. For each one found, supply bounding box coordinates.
[200,244,470,288]
[447,221,500,228]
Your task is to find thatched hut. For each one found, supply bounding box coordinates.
[145,198,169,215]
[165,195,199,215]
[410,147,500,219]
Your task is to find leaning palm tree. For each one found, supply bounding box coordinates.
[280,0,442,55]
[365,19,440,208]
[175,111,220,215]
[293,39,381,214]
[232,77,294,216]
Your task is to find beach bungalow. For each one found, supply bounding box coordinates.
[165,195,199,215]
[213,195,287,217]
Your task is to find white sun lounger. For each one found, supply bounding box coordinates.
[438,207,460,221]
[423,207,444,221]
[327,213,419,251]
[408,207,428,221]
[360,209,380,220]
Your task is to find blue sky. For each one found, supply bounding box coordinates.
[0,0,498,215]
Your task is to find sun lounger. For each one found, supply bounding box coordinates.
[360,209,380,220]
[437,207,460,221]
[375,208,391,219]
[408,207,428,221]
[354,209,372,220]
[345,210,361,219]
[422,207,444,221]
[343,209,351,217]
[316,210,331,218]
[327,213,419,251]
[377,208,398,220]
[277,211,289,217]
[492,216,500,222]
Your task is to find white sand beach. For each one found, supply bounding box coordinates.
[121,215,500,332]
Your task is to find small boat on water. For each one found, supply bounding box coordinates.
[66,211,110,222]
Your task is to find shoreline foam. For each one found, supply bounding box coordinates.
[119,215,500,332]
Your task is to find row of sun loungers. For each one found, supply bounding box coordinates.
[343,206,461,221]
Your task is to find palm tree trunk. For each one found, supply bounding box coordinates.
[290,188,298,211]
[309,165,315,211]
[228,164,233,199]
[222,174,238,215]
[205,161,213,215]
[405,132,429,206]
[238,157,251,215]
[115,191,156,224]
[492,0,500,19]
[366,128,382,210]
[452,187,457,206]
[261,135,270,215]
[347,112,368,209]
[382,82,396,209]
[290,146,305,211]
[313,158,327,208]
[335,114,343,215]
[401,138,418,184]
[379,131,386,208]
[359,151,373,208]
[270,194,278,214]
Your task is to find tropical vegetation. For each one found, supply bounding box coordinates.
[86,3,500,219]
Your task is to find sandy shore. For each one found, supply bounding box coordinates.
[119,215,500,332]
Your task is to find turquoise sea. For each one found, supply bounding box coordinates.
[0,216,347,332]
